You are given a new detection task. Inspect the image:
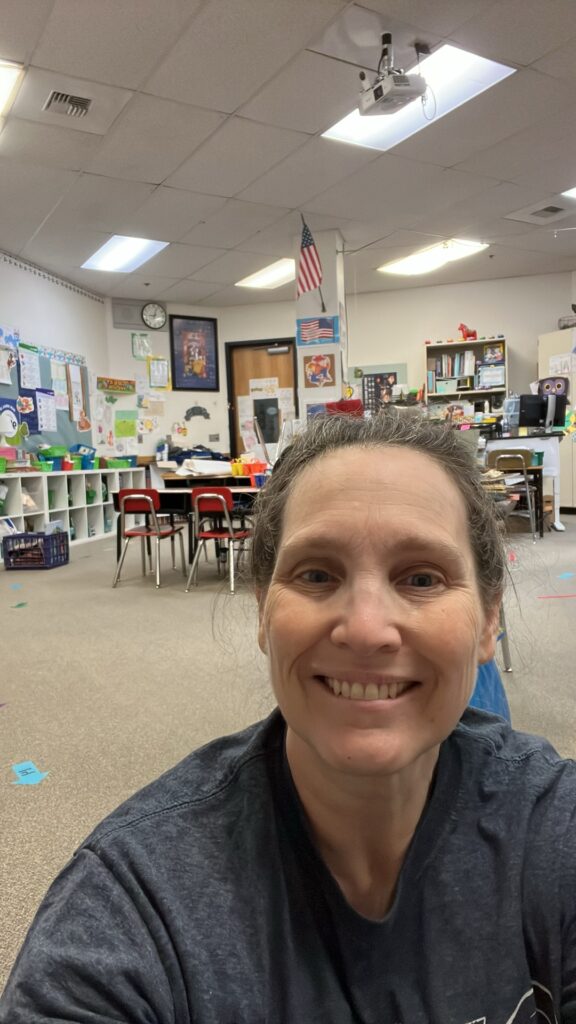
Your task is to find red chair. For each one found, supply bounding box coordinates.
[185,487,252,595]
[112,489,186,589]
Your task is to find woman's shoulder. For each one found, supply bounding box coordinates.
[454,708,576,800]
[83,709,284,854]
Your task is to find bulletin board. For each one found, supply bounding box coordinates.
[0,342,92,450]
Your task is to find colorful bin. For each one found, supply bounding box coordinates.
[2,531,69,570]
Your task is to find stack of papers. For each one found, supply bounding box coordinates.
[180,459,232,476]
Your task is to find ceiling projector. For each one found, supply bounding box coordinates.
[358,33,427,116]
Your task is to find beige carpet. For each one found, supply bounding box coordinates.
[2,519,576,990]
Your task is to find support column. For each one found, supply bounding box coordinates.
[294,229,347,420]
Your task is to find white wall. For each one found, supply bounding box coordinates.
[105,299,297,455]
[0,255,107,371]
[2,251,571,455]
[346,273,571,394]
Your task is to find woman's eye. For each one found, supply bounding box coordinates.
[403,572,441,589]
[299,568,334,584]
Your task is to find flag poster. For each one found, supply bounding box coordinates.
[296,316,339,346]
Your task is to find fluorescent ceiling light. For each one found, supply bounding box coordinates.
[322,44,515,152]
[561,186,576,199]
[0,59,24,117]
[81,235,169,273]
[235,258,295,289]
[379,238,488,276]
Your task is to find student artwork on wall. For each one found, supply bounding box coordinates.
[169,315,219,391]
[147,356,170,390]
[303,352,335,388]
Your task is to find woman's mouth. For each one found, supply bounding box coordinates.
[320,676,418,701]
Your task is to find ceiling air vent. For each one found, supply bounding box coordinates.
[43,91,92,118]
[505,198,576,226]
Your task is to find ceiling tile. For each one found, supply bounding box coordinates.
[203,281,296,306]
[533,40,576,83]
[191,249,276,284]
[165,118,308,197]
[239,51,364,135]
[359,0,492,36]
[303,155,495,227]
[156,280,223,303]
[0,159,78,253]
[86,95,225,184]
[310,4,442,74]
[146,0,346,112]
[21,227,110,269]
[493,224,576,256]
[118,188,228,243]
[56,267,124,294]
[393,70,575,169]
[450,0,576,66]
[108,274,181,299]
[40,173,156,232]
[11,67,133,136]
[0,0,53,63]
[454,103,576,181]
[144,243,226,277]
[238,136,378,208]
[413,182,546,238]
[32,0,200,90]
[239,210,360,257]
[0,117,102,171]
[180,200,288,248]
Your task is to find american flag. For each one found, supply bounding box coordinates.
[299,317,336,342]
[297,220,323,297]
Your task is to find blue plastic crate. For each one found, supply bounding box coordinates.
[2,531,69,570]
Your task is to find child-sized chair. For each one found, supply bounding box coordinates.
[185,487,252,595]
[112,489,186,589]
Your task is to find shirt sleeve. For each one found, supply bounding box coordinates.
[0,847,177,1024]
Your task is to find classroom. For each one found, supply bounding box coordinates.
[2,0,576,1012]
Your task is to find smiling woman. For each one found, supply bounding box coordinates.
[2,413,576,1024]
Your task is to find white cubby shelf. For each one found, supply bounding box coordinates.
[0,467,145,562]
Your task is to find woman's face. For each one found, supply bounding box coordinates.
[258,446,499,778]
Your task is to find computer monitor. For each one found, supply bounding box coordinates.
[519,394,567,429]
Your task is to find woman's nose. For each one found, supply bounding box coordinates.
[329,581,403,653]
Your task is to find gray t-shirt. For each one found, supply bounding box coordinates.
[2,708,576,1023]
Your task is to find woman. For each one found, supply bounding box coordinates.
[2,412,575,1023]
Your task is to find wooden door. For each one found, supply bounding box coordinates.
[227,341,296,457]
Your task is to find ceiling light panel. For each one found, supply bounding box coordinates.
[379,238,488,276]
[322,45,515,152]
[81,235,169,272]
[0,60,24,118]
[236,257,296,289]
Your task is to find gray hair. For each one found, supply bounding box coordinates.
[250,410,505,610]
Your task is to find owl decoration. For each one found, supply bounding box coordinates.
[538,376,570,398]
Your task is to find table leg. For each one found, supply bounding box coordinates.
[551,475,565,531]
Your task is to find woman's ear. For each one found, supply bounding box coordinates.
[477,599,502,665]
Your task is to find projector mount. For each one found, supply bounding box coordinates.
[358,34,430,116]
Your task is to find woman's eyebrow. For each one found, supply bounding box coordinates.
[279,532,466,565]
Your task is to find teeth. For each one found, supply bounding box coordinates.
[325,678,412,701]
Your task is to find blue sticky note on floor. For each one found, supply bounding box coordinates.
[558,572,575,579]
[10,583,22,590]
[11,761,49,786]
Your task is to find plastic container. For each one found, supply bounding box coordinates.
[38,460,54,472]
[61,459,73,471]
[2,531,69,570]
[70,444,96,457]
[81,455,95,469]
[71,456,82,470]
[532,451,544,466]
[106,458,130,468]
[41,445,68,458]
[0,457,7,474]
[85,487,97,504]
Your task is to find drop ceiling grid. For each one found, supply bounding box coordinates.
[179,200,290,250]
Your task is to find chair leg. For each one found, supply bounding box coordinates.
[140,537,147,576]
[178,531,186,576]
[112,537,131,588]
[185,541,204,591]
[229,541,235,595]
[523,475,537,543]
[170,532,176,569]
[499,605,512,672]
[155,537,161,588]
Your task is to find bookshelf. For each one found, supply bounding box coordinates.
[425,337,507,413]
[0,467,145,561]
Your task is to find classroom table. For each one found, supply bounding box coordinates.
[111,486,258,563]
[482,465,544,538]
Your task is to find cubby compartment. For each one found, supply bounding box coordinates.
[69,507,88,542]
[49,510,70,533]
[21,477,45,516]
[68,473,87,509]
[85,472,101,507]
[47,474,68,513]
[87,504,103,538]
[0,474,23,517]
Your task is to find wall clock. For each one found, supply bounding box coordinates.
[141,302,167,330]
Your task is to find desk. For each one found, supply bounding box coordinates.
[112,487,258,562]
[485,432,565,530]
[161,473,253,488]
[483,465,544,538]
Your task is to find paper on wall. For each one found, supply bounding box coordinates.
[249,377,278,396]
[68,363,83,421]
[278,387,295,419]
[237,395,253,420]
[51,361,69,410]
[0,347,16,384]
[549,353,572,375]
[18,343,41,390]
[36,389,57,431]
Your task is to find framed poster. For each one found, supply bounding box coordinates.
[169,315,219,391]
